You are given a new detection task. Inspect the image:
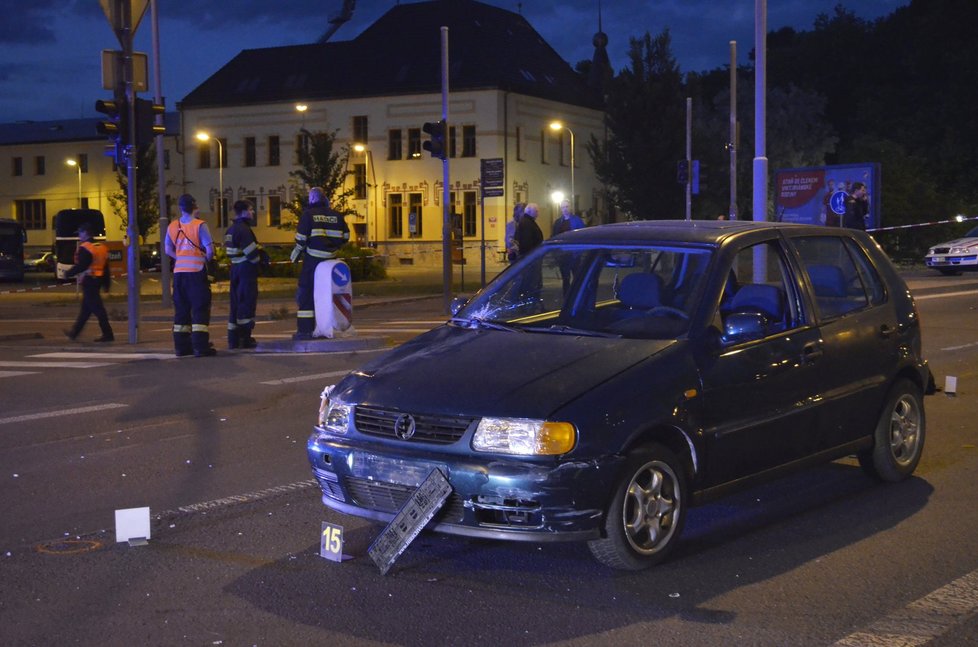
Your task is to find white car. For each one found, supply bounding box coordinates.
[925,226,978,274]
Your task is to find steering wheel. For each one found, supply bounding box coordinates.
[646,305,689,320]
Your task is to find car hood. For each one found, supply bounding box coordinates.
[335,325,675,417]
[933,236,978,249]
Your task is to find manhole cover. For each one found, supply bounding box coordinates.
[34,538,103,555]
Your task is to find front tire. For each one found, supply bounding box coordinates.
[588,443,687,570]
[858,379,925,482]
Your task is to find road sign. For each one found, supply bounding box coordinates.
[481,158,504,197]
[100,0,150,45]
[101,50,148,92]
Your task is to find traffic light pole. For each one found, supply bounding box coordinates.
[151,0,171,307]
[439,26,452,315]
[121,5,141,344]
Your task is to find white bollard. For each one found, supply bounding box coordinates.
[313,260,353,338]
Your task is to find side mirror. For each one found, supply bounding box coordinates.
[722,312,768,345]
[450,296,468,316]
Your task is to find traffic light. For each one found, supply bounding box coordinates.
[134,98,166,146]
[676,159,689,184]
[422,119,446,160]
[95,98,129,147]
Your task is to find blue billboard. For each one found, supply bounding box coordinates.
[774,163,881,229]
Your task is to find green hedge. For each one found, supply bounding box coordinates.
[213,244,386,282]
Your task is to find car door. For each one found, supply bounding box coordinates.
[695,236,825,488]
[788,233,896,448]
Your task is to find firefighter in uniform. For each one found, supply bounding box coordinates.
[290,187,350,340]
[224,199,265,349]
[64,222,114,342]
[165,194,217,357]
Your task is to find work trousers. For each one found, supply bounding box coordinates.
[295,257,324,336]
[228,262,258,348]
[172,270,212,355]
[69,276,113,339]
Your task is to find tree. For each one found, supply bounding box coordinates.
[279,128,357,230]
[106,144,162,242]
[586,30,686,220]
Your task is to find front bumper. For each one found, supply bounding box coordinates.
[306,431,623,542]
[925,253,978,268]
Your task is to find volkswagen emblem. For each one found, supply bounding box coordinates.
[393,413,417,440]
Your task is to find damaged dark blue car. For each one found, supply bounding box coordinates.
[307,220,933,570]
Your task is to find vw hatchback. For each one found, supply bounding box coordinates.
[307,220,933,570]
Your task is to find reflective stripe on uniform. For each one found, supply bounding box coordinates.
[297,310,315,319]
[306,249,336,259]
[191,324,209,333]
[173,324,192,333]
[227,322,238,331]
[236,318,253,326]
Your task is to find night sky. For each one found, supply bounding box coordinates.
[0,0,908,123]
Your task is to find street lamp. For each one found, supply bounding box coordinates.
[549,120,575,209]
[195,131,223,221]
[354,143,378,244]
[65,158,82,207]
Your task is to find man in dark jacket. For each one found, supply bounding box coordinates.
[64,222,114,342]
[290,187,350,340]
[843,182,869,230]
[515,202,543,259]
[225,200,265,349]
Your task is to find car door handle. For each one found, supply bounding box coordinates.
[879,324,897,338]
[801,342,823,364]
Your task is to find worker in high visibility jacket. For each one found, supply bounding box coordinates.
[165,194,217,357]
[289,187,349,340]
[224,199,266,349]
[64,221,114,342]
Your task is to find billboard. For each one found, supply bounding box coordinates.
[774,163,881,229]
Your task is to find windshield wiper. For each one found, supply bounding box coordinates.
[449,317,523,332]
[524,324,622,338]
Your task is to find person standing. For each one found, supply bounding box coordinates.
[505,203,524,263]
[165,193,216,357]
[551,199,584,238]
[290,187,350,340]
[225,200,264,349]
[64,222,113,343]
[843,182,869,230]
[515,202,543,259]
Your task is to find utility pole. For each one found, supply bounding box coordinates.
[729,40,738,220]
[151,0,171,307]
[439,26,451,314]
[685,97,692,221]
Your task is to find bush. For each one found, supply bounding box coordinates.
[335,245,387,281]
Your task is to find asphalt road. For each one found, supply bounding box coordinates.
[0,270,977,646]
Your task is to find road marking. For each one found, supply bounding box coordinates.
[0,361,113,369]
[158,479,317,516]
[0,403,128,426]
[261,369,351,385]
[833,568,978,646]
[353,327,434,334]
[0,370,37,378]
[914,289,978,300]
[29,352,176,361]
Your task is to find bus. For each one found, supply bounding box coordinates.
[53,209,106,280]
[0,218,27,282]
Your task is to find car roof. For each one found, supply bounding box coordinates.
[547,219,836,247]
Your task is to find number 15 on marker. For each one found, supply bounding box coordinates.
[320,521,344,562]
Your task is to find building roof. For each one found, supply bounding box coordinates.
[180,0,600,111]
[0,113,180,146]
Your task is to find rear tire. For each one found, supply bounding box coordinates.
[858,379,925,482]
[588,443,687,570]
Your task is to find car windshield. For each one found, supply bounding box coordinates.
[454,243,712,339]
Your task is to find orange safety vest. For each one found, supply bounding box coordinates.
[78,241,109,277]
[167,219,207,273]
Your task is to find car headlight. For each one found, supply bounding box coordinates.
[472,417,576,455]
[317,386,352,436]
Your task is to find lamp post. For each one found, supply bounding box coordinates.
[65,158,82,207]
[549,121,575,208]
[195,131,223,221]
[353,143,378,244]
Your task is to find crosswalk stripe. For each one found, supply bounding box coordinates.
[28,352,175,361]
[0,361,113,369]
[0,371,37,378]
[261,369,350,386]
[0,403,129,425]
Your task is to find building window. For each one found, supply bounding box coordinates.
[449,126,457,158]
[540,129,548,164]
[389,193,403,238]
[463,191,477,236]
[515,127,523,161]
[80,197,89,209]
[198,142,211,169]
[388,129,402,160]
[557,132,566,166]
[408,193,423,237]
[268,136,280,166]
[12,156,23,176]
[218,198,228,229]
[268,194,282,227]
[407,128,421,159]
[15,199,46,230]
[244,137,256,167]
[461,125,476,158]
[353,115,368,144]
[218,138,228,168]
[35,156,45,175]
[353,163,367,200]
[76,154,89,173]
[163,149,171,170]
[295,133,310,163]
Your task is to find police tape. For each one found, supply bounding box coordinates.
[869,215,978,233]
